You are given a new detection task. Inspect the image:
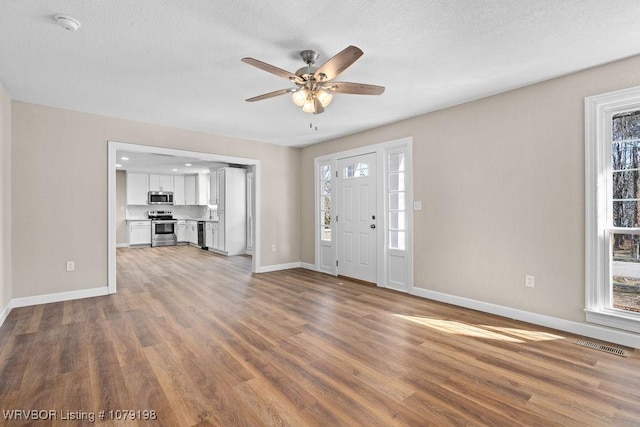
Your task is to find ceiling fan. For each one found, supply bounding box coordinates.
[241,45,385,114]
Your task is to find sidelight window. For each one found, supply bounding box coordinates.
[320,164,332,241]
[388,152,406,250]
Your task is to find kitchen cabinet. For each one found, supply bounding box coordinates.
[177,220,187,242]
[185,175,197,205]
[205,222,214,248]
[128,220,151,246]
[126,173,148,205]
[198,173,209,205]
[173,175,185,205]
[213,217,224,251]
[212,222,220,250]
[186,220,198,245]
[149,174,173,192]
[184,173,210,206]
[213,167,246,255]
[217,169,226,211]
[209,170,218,206]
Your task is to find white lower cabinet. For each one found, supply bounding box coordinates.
[128,220,151,246]
[213,222,220,250]
[186,220,198,245]
[177,220,187,243]
[205,222,214,248]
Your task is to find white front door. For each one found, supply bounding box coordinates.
[337,153,377,282]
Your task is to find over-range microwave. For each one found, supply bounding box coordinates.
[148,191,173,205]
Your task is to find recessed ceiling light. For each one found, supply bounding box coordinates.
[115,164,122,168]
[185,163,192,166]
[54,14,81,32]
[121,157,129,161]
[172,168,178,172]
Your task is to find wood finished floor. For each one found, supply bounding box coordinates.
[1,246,639,426]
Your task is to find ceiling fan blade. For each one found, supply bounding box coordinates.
[241,57,299,81]
[313,97,324,114]
[323,82,385,95]
[314,45,363,81]
[245,88,293,102]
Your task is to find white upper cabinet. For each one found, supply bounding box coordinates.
[173,175,185,205]
[209,170,218,206]
[149,174,173,192]
[198,173,210,206]
[185,175,197,205]
[217,169,226,211]
[126,172,148,205]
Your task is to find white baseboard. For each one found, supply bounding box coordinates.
[11,287,109,308]
[300,262,318,272]
[255,262,303,273]
[116,243,128,248]
[411,286,640,349]
[0,301,12,328]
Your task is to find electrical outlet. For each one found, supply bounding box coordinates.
[66,261,75,272]
[271,244,276,252]
[525,275,535,288]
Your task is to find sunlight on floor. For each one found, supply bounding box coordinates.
[393,314,565,343]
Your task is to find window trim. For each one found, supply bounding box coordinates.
[585,85,640,333]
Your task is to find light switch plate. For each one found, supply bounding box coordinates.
[413,201,423,211]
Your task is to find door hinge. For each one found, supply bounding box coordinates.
[336,260,338,267]
[335,171,338,178]
[336,215,338,222]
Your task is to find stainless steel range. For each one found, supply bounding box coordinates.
[148,210,177,247]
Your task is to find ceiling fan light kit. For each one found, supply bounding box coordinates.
[242,45,384,115]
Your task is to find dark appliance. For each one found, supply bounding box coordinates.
[197,221,206,249]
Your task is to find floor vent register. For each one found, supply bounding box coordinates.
[575,339,629,357]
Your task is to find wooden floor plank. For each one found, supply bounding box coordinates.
[0,245,638,426]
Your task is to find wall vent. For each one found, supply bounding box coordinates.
[575,339,629,357]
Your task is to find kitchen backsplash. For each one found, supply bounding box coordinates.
[127,205,216,220]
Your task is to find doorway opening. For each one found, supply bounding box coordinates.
[108,141,261,294]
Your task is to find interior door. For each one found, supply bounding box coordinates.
[337,153,377,282]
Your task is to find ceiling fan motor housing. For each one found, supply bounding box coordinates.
[300,50,319,65]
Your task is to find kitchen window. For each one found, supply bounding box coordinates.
[585,86,640,333]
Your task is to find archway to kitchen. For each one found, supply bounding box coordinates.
[107,141,261,294]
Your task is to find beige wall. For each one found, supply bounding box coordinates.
[11,102,300,298]
[0,83,11,313]
[301,54,640,323]
[115,170,127,245]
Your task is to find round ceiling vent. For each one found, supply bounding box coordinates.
[54,14,81,32]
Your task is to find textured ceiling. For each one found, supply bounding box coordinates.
[2,1,640,147]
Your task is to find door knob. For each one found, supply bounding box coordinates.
[370,224,376,229]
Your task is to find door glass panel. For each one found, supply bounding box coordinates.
[389,192,405,211]
[390,231,405,250]
[390,212,405,230]
[389,172,405,192]
[389,153,405,172]
[344,162,369,179]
